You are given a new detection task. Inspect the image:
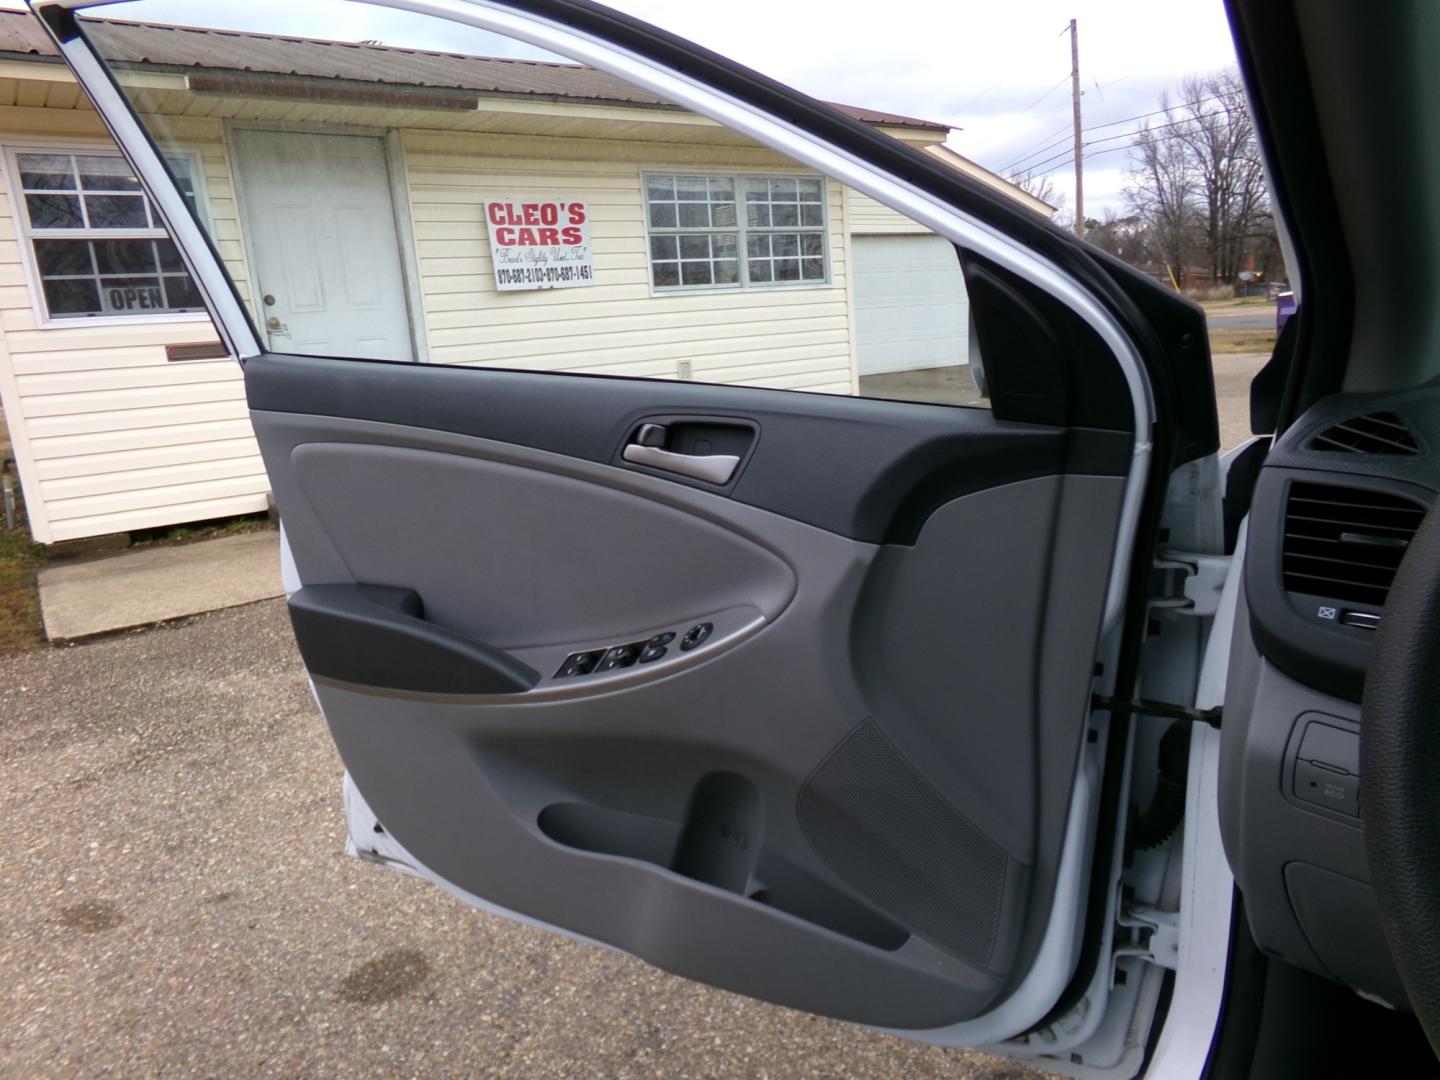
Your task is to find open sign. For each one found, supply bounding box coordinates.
[485,198,594,292]
[100,282,165,313]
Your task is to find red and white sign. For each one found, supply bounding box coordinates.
[484,198,594,291]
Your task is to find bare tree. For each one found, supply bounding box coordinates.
[1007,169,1065,217]
[1122,68,1278,287]
[1127,104,1196,284]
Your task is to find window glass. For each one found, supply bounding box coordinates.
[82,0,990,409]
[10,149,206,320]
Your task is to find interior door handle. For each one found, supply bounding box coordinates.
[623,433,739,484]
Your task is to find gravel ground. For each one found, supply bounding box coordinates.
[1,600,1046,1079]
[1212,352,1268,451]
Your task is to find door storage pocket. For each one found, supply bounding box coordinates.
[538,771,907,952]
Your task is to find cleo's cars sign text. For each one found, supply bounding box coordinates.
[484,198,594,291]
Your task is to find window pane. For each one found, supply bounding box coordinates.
[85,194,150,228]
[156,238,187,272]
[164,154,196,194]
[680,261,713,286]
[769,178,799,201]
[675,175,708,200]
[26,193,83,229]
[93,238,159,274]
[678,202,709,228]
[76,6,984,409]
[41,277,100,315]
[679,234,711,259]
[34,238,95,276]
[76,154,142,191]
[18,153,75,191]
[162,273,203,309]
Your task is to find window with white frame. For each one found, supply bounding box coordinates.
[645,173,827,289]
[9,148,205,321]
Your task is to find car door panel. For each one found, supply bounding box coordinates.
[42,0,1228,1050]
[245,351,1126,1028]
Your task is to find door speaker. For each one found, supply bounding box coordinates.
[797,719,1011,970]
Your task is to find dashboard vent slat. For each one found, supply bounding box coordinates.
[1281,481,1427,607]
[1308,411,1420,454]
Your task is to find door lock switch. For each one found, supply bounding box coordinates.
[679,622,713,651]
[638,643,668,663]
[555,650,604,678]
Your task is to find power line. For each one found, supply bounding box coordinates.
[953,75,1008,116]
[999,92,1231,176]
[1028,116,1248,182]
[1011,107,1231,179]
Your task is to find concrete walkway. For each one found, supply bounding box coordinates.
[37,530,283,641]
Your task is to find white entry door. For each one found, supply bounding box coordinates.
[234,130,414,360]
[852,234,969,376]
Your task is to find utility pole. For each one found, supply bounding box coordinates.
[1069,18,1084,238]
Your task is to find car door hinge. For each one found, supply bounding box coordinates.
[1091,694,1222,728]
[1149,550,1231,617]
[1115,903,1180,971]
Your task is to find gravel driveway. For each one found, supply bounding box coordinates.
[1,600,1045,1078]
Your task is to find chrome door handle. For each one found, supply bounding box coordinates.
[622,443,739,484]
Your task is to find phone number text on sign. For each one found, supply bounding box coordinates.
[485,198,594,291]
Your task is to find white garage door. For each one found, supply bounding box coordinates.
[852,234,969,376]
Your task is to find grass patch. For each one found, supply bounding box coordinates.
[130,511,273,549]
[1209,328,1277,355]
[0,520,45,654]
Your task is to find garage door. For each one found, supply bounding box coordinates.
[852,234,969,376]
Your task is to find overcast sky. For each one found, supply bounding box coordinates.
[602,0,1242,218]
[31,0,1241,218]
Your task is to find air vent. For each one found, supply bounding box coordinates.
[1308,411,1419,454]
[1282,482,1427,607]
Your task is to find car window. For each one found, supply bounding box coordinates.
[77,1,1027,411]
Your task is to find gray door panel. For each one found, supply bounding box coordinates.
[249,378,1125,1028]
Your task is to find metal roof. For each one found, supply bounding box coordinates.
[0,11,949,131]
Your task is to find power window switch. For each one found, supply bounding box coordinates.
[597,644,641,672]
[555,650,604,678]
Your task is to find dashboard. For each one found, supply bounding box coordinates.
[1221,380,1440,1007]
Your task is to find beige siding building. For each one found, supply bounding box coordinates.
[0,13,1052,543]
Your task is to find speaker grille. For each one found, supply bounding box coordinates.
[797,720,1010,968]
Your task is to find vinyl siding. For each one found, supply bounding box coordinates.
[846,188,935,235]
